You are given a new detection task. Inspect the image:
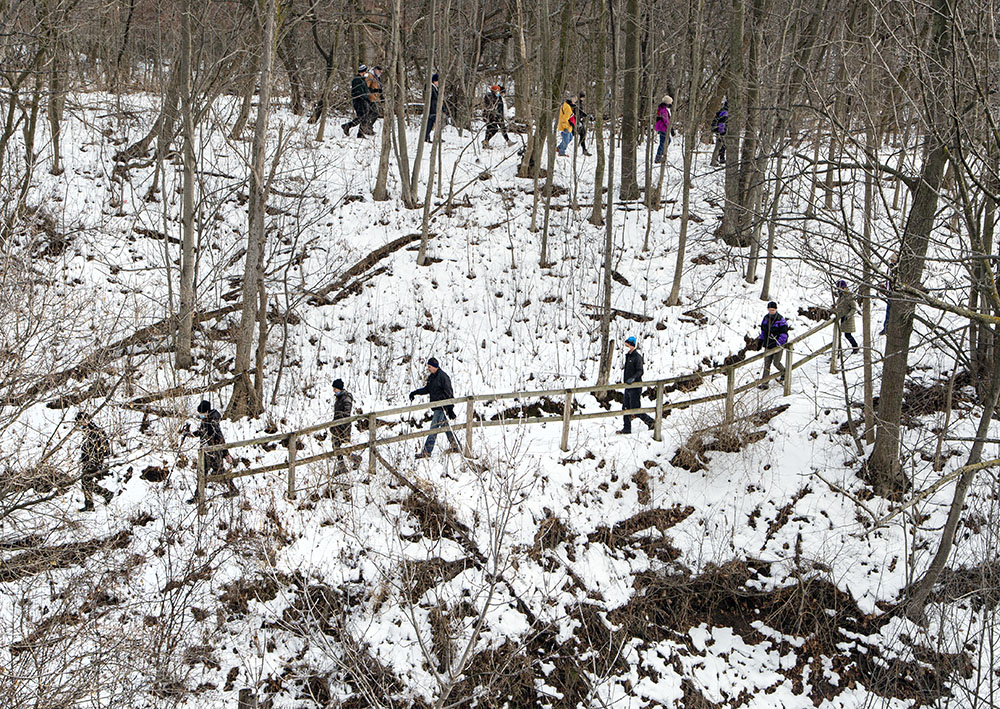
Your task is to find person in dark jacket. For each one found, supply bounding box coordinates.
[76,411,113,511]
[834,280,859,353]
[342,64,373,138]
[575,92,591,156]
[186,400,237,502]
[332,378,355,471]
[361,66,383,136]
[618,337,655,434]
[409,357,460,458]
[710,99,728,166]
[757,302,789,387]
[483,85,513,149]
[425,73,441,143]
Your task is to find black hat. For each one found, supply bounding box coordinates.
[358,63,368,73]
[333,378,344,390]
[197,400,211,414]
[767,301,777,309]
[432,73,439,83]
[75,411,90,422]
[427,357,439,368]
[578,91,586,98]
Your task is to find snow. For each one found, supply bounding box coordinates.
[1,91,997,708]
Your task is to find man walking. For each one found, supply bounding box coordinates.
[557,96,575,157]
[483,85,513,149]
[575,91,591,156]
[425,73,442,143]
[186,400,237,503]
[342,64,372,138]
[757,302,789,388]
[361,65,383,136]
[710,99,728,166]
[76,411,113,512]
[834,280,860,353]
[618,336,655,434]
[409,357,461,458]
[332,378,355,472]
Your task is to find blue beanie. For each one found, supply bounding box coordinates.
[625,336,637,346]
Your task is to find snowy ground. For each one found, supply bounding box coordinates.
[2,93,998,707]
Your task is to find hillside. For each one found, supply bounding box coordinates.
[1,94,996,709]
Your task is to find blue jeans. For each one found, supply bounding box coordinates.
[423,409,459,454]
[558,130,573,155]
[655,132,668,161]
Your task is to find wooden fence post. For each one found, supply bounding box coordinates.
[725,366,735,424]
[465,397,474,456]
[196,449,206,515]
[286,434,297,500]
[654,382,664,442]
[560,390,572,452]
[783,344,793,397]
[368,413,377,475]
[830,319,840,374]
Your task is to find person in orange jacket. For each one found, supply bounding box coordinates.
[557,96,575,156]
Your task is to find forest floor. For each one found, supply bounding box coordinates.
[1,94,997,708]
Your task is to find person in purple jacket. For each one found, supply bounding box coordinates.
[757,301,789,388]
[654,95,672,164]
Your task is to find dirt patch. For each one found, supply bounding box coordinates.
[798,305,833,322]
[489,396,566,421]
[403,557,474,603]
[588,506,693,563]
[220,573,285,616]
[671,405,788,471]
[763,485,812,544]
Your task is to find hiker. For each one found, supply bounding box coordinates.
[342,64,373,138]
[575,92,591,156]
[185,400,237,503]
[483,85,513,148]
[362,66,384,136]
[557,96,575,157]
[710,99,728,166]
[76,411,113,512]
[618,336,655,434]
[880,254,899,336]
[654,95,672,164]
[409,357,461,458]
[332,379,356,472]
[834,280,860,353]
[756,301,789,388]
[425,73,442,143]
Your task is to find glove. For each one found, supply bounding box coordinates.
[409,392,416,402]
[447,408,456,420]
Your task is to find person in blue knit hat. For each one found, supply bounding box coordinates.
[618,336,655,434]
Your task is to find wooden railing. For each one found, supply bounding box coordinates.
[196,317,839,513]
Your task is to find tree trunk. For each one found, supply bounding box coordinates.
[227,0,276,420]
[176,0,196,370]
[540,0,574,268]
[588,0,608,227]
[619,0,640,201]
[719,0,745,246]
[597,0,619,389]
[867,0,953,495]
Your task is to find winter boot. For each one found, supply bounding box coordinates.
[101,489,113,504]
[341,123,350,137]
[482,140,490,149]
[415,450,431,460]
[78,500,95,512]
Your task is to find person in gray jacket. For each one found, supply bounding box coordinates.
[834,280,859,353]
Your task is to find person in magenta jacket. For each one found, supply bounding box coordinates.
[654,95,672,164]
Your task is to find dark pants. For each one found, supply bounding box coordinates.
[425,113,436,142]
[842,332,859,349]
[711,136,726,165]
[82,464,112,506]
[204,450,237,495]
[622,387,654,432]
[423,409,459,454]
[655,132,669,162]
[485,121,508,144]
[332,425,353,469]
[577,124,588,152]
[881,303,891,333]
[343,98,372,136]
[762,350,785,379]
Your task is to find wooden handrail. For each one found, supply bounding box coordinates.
[196,317,837,511]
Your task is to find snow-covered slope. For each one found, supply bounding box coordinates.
[1,94,996,708]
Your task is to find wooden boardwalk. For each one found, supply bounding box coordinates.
[196,317,840,513]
